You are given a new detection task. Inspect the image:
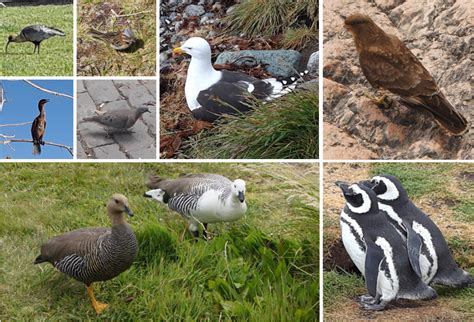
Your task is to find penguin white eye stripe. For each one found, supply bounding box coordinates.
[347,184,371,214]
[373,176,399,201]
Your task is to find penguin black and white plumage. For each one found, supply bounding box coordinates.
[336,181,437,310]
[362,175,473,288]
[172,37,305,122]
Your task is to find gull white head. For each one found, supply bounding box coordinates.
[144,189,164,203]
[231,179,246,203]
[173,37,212,60]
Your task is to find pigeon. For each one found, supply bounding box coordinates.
[82,107,151,133]
[88,28,136,51]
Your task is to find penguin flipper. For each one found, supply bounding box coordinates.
[402,220,423,279]
[365,241,385,297]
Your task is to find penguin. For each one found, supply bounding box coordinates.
[361,175,473,288]
[336,181,437,310]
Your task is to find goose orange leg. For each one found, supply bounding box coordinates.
[86,285,108,314]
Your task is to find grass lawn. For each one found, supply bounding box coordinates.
[0,163,319,320]
[0,5,73,76]
[77,0,156,76]
[323,163,474,320]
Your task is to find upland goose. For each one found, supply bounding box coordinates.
[31,99,49,155]
[34,194,137,314]
[144,173,247,239]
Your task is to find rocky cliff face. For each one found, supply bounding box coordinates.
[323,0,472,160]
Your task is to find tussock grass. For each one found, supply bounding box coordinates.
[183,89,319,159]
[0,5,73,76]
[0,163,318,320]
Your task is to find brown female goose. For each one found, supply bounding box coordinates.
[34,194,138,314]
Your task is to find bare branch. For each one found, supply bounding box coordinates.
[23,80,74,100]
[0,138,73,156]
[0,121,32,128]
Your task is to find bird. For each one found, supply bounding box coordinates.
[6,25,65,54]
[82,107,151,133]
[172,37,305,122]
[31,99,49,155]
[361,175,474,287]
[344,13,469,135]
[88,28,136,51]
[336,181,436,311]
[144,173,247,239]
[34,194,137,314]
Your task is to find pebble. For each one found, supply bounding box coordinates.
[184,4,205,17]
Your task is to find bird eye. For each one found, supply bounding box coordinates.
[114,199,119,204]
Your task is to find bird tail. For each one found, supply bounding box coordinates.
[88,28,106,40]
[432,267,474,288]
[264,70,310,99]
[34,254,47,264]
[146,175,166,189]
[33,143,41,155]
[82,117,95,123]
[401,93,469,135]
[45,26,65,37]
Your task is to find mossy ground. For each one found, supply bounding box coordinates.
[0,163,318,320]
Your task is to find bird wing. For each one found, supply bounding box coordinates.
[40,227,110,263]
[91,110,130,129]
[359,36,437,97]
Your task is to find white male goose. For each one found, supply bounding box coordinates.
[144,173,247,239]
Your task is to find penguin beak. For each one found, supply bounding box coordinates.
[238,191,245,203]
[124,205,134,217]
[359,180,375,189]
[335,181,353,195]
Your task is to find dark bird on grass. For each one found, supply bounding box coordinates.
[31,99,49,155]
[88,28,136,51]
[34,194,137,314]
[344,13,469,135]
[82,106,150,133]
[6,25,65,54]
[144,173,247,240]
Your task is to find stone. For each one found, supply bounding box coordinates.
[184,4,205,17]
[307,51,319,74]
[215,50,302,77]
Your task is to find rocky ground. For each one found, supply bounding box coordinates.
[160,0,318,158]
[77,80,156,159]
[323,0,473,160]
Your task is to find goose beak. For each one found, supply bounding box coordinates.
[124,205,134,217]
[238,191,245,203]
[172,47,185,57]
[335,181,352,195]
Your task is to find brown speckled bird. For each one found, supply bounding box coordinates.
[344,13,468,135]
[31,99,49,155]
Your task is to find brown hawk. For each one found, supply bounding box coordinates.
[344,14,468,135]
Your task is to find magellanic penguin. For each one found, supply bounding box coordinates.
[362,175,474,287]
[336,181,437,310]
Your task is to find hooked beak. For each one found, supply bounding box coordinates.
[124,205,134,217]
[238,191,245,203]
[172,47,185,57]
[45,99,50,103]
[335,181,353,195]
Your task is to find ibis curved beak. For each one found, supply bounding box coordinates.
[5,39,10,53]
[172,47,185,56]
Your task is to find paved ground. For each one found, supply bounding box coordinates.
[77,80,156,159]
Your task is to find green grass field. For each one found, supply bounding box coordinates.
[0,163,319,320]
[0,5,73,76]
[323,163,473,320]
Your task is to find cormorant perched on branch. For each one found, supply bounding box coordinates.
[31,99,49,155]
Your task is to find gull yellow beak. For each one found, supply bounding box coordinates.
[172,47,185,57]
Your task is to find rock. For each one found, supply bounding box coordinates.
[307,51,319,74]
[299,79,318,92]
[184,4,205,17]
[215,50,302,77]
